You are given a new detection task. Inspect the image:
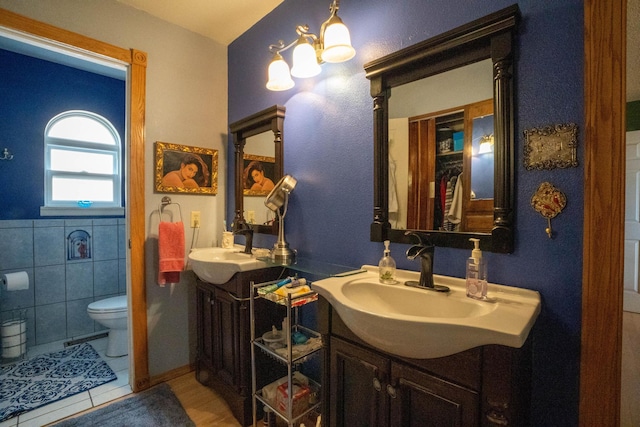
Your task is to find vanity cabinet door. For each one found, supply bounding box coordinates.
[212,286,242,390]
[330,337,390,427]
[195,282,215,385]
[389,362,479,427]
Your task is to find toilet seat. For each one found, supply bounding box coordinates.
[87,295,127,314]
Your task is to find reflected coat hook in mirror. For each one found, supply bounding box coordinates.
[266,0,356,91]
[265,175,297,264]
[0,148,13,160]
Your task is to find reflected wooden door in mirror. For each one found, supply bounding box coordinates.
[230,105,285,235]
[365,5,519,253]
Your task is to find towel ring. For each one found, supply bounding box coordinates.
[158,196,183,223]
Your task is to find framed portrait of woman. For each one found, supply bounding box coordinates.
[154,141,218,194]
[242,153,275,196]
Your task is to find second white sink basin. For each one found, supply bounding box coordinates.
[312,265,541,359]
[188,246,269,284]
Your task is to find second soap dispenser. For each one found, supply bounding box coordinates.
[466,238,487,299]
[379,240,397,284]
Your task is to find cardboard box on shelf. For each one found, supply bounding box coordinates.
[276,379,311,418]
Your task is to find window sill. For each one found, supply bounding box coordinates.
[40,206,125,217]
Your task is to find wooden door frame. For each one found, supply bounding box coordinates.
[0,9,150,392]
[581,0,626,424]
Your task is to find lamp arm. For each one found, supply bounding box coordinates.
[269,39,296,54]
[281,193,290,218]
[269,24,320,56]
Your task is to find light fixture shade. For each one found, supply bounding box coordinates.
[478,135,494,154]
[291,39,321,78]
[321,15,356,63]
[266,53,294,91]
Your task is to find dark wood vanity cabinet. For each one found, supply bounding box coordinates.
[321,299,532,427]
[330,337,479,427]
[195,268,284,426]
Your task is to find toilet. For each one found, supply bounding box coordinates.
[87,295,128,357]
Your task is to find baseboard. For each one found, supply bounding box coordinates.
[64,332,109,347]
[624,290,640,314]
[149,363,196,387]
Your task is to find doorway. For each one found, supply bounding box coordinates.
[0,8,149,392]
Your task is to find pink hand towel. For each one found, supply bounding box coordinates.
[158,221,185,286]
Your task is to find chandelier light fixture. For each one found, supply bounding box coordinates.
[266,0,356,91]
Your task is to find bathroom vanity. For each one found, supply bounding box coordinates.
[195,267,285,426]
[311,266,540,426]
[319,298,533,426]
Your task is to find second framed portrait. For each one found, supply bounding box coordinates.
[243,153,276,196]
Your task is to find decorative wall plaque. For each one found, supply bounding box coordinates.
[523,123,578,170]
[531,182,567,238]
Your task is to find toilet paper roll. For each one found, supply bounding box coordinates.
[1,319,26,358]
[2,333,24,347]
[2,271,29,291]
[1,319,24,336]
[3,344,24,358]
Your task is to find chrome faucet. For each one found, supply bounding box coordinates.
[404,231,449,292]
[233,227,253,254]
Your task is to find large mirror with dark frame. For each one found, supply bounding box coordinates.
[365,5,519,253]
[230,105,285,235]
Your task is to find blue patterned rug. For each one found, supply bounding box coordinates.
[0,343,117,422]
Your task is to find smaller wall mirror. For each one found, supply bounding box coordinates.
[230,105,285,234]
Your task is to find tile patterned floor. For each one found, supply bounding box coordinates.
[0,337,131,427]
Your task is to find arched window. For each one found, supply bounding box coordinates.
[43,111,122,212]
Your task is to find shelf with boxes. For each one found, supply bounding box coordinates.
[250,276,323,427]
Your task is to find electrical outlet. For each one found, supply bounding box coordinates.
[190,211,201,228]
[247,210,256,224]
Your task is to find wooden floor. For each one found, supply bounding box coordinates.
[622,311,640,427]
[47,371,241,427]
[52,320,640,427]
[167,372,242,427]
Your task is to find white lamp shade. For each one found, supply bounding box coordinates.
[291,41,321,78]
[266,54,294,91]
[321,21,356,63]
[478,141,493,154]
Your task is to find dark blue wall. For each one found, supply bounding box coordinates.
[229,0,583,424]
[0,49,126,219]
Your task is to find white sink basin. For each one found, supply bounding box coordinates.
[312,265,541,359]
[188,247,269,284]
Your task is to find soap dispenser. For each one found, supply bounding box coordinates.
[379,240,397,284]
[466,238,487,299]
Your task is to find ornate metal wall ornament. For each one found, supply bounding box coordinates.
[531,182,567,238]
[523,123,578,170]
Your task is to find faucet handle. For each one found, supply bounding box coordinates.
[234,227,253,235]
[404,230,431,246]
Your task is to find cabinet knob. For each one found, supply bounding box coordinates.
[372,378,382,392]
[386,384,397,399]
[485,410,509,426]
